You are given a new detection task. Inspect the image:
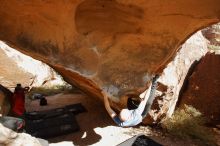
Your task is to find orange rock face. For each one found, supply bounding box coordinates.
[0,0,220,101]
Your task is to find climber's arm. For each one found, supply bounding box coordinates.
[102,92,117,118]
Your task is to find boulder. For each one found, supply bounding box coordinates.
[0,41,66,91]
[0,0,220,99]
[178,53,220,125]
[142,31,208,124]
[0,0,220,121]
[202,23,220,54]
[202,23,220,46]
[0,123,44,146]
[0,84,13,116]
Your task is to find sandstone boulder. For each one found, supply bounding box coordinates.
[0,123,44,146]
[0,85,13,116]
[178,53,220,125]
[0,41,66,91]
[202,23,220,46]
[202,23,220,54]
[0,0,220,122]
[0,0,219,101]
[142,31,208,124]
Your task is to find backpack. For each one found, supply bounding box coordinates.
[40,98,47,106]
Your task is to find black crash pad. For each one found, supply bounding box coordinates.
[25,103,87,120]
[118,134,163,146]
[65,103,87,115]
[25,112,79,138]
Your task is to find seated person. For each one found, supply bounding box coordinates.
[102,75,159,127]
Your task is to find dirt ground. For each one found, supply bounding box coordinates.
[26,93,220,146]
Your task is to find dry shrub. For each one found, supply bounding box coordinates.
[161,105,216,146]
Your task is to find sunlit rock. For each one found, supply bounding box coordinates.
[143,31,208,124]
[0,123,44,146]
[0,41,66,91]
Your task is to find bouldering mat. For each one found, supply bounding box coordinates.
[65,103,87,115]
[25,112,79,138]
[25,103,87,120]
[25,108,65,120]
[118,134,163,146]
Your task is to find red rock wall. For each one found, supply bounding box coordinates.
[178,53,220,125]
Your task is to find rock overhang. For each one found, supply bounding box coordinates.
[0,0,220,102]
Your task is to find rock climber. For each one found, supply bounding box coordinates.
[103,75,159,127]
